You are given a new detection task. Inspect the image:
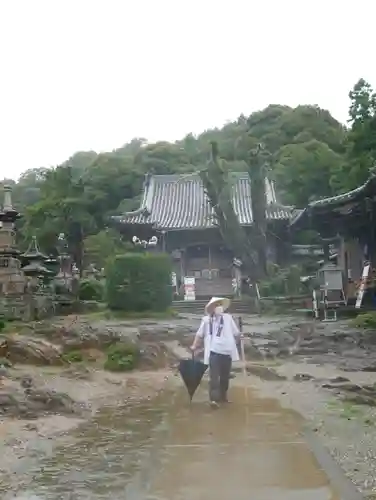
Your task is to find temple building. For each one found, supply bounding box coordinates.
[290,175,376,301]
[112,173,294,297]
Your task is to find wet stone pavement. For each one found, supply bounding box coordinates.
[7,380,353,500]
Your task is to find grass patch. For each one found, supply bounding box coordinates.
[2,320,25,333]
[326,399,365,421]
[104,341,140,372]
[351,312,376,329]
[62,350,84,363]
[339,402,362,419]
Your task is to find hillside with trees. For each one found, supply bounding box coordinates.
[3,78,376,268]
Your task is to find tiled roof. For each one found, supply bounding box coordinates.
[21,236,47,260]
[290,175,376,228]
[310,174,376,208]
[112,173,293,230]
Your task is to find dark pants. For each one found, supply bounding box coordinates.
[209,352,232,402]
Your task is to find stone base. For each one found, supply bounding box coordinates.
[0,294,56,321]
[0,296,29,320]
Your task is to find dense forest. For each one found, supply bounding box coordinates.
[3,78,376,269]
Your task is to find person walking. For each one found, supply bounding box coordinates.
[190,297,241,408]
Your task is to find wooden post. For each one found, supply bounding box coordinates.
[180,249,185,291]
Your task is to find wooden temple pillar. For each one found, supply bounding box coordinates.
[365,197,376,266]
[179,249,186,294]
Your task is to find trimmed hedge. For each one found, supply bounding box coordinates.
[78,278,104,301]
[105,252,172,312]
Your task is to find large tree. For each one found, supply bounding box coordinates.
[274,139,343,206]
[332,78,376,193]
[5,86,368,265]
[21,153,143,268]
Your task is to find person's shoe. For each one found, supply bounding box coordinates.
[210,401,220,409]
[220,393,231,403]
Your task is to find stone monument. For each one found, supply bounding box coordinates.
[0,185,27,319]
[21,236,52,285]
[54,233,79,311]
[20,235,55,319]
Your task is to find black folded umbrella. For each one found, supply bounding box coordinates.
[178,354,208,401]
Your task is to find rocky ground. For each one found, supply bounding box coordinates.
[2,312,376,497]
[0,314,181,482]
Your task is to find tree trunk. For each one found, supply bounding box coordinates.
[200,142,268,287]
[249,144,269,277]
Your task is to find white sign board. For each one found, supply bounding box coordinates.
[171,272,177,287]
[184,276,196,301]
[355,263,370,309]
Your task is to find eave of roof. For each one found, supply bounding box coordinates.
[308,174,376,209]
[290,175,376,229]
[21,236,48,261]
[22,263,53,274]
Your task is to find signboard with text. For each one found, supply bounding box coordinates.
[184,277,196,301]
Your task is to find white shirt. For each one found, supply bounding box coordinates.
[196,313,240,365]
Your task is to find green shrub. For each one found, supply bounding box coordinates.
[105,252,172,312]
[79,278,104,301]
[352,312,376,329]
[104,342,140,372]
[259,264,304,297]
[62,350,83,363]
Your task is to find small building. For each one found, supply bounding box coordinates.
[290,175,376,301]
[112,173,294,297]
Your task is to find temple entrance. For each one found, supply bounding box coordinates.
[184,244,233,297]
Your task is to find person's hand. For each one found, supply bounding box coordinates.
[190,344,196,353]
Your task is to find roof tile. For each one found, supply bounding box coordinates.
[113,173,292,230]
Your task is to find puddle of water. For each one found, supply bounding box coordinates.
[8,383,342,500]
[5,389,175,500]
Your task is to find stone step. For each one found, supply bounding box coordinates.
[172,299,257,315]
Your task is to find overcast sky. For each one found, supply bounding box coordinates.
[1,0,375,180]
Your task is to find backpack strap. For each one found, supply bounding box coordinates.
[209,314,224,337]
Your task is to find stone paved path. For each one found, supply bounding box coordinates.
[141,383,357,500]
[8,375,362,499]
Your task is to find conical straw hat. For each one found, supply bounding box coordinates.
[204,297,231,315]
